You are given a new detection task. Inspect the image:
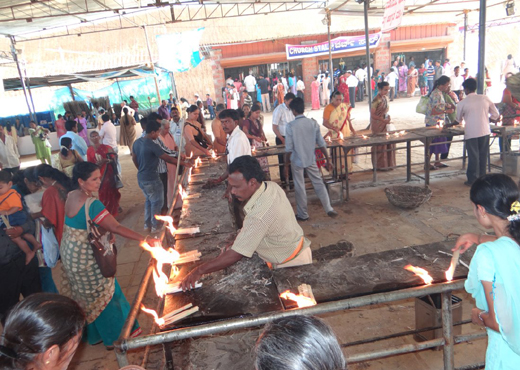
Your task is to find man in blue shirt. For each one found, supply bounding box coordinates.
[60,120,88,160]
[132,119,190,233]
[284,98,337,221]
[426,60,435,94]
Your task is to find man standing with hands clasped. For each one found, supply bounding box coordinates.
[284,98,338,221]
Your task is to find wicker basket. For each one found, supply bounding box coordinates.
[384,185,432,209]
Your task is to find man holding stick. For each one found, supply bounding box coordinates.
[182,155,311,291]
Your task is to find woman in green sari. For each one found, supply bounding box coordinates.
[61,162,159,348]
[28,121,51,165]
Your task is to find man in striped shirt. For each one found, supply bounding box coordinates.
[181,155,311,290]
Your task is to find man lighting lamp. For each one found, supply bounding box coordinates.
[181,155,311,290]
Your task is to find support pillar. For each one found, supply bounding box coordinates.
[374,33,391,74]
[476,0,486,94]
[209,49,225,105]
[302,57,319,105]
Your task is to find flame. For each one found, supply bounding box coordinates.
[339,131,344,140]
[327,136,332,143]
[179,185,188,200]
[386,133,390,138]
[445,262,456,282]
[399,130,406,135]
[187,152,193,159]
[194,157,202,168]
[280,291,317,308]
[404,265,433,285]
[141,304,165,326]
[154,215,176,236]
[211,150,217,159]
[188,167,192,183]
[362,135,368,139]
[140,241,181,297]
[252,146,256,153]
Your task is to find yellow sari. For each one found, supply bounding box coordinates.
[325,103,353,173]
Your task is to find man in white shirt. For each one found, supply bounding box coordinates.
[321,74,331,106]
[296,78,305,100]
[272,92,295,186]
[0,129,20,173]
[121,101,135,118]
[169,107,185,152]
[208,109,251,229]
[345,70,359,108]
[355,67,366,102]
[456,78,500,186]
[385,68,398,102]
[61,120,88,160]
[450,66,464,101]
[244,72,257,104]
[99,113,121,177]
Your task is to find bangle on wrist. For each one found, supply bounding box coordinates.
[478,310,487,323]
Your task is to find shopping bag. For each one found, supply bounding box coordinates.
[41,226,60,268]
[416,96,429,115]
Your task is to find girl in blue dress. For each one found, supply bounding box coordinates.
[455,173,520,369]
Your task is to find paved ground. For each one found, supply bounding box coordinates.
[15,95,512,369]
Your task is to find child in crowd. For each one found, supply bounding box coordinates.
[0,170,40,264]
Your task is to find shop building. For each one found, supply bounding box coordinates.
[207,23,455,104]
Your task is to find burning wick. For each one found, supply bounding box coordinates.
[140,241,181,297]
[178,185,188,200]
[280,291,317,308]
[154,215,176,236]
[211,150,217,159]
[194,157,202,168]
[141,304,165,327]
[361,135,368,140]
[404,265,433,285]
[445,250,460,282]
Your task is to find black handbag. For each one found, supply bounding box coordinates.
[85,197,117,278]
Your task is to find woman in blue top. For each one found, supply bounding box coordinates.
[61,162,159,348]
[455,173,520,369]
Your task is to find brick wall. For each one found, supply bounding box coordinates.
[172,59,214,104]
[209,49,226,104]
[302,57,319,105]
[374,33,392,74]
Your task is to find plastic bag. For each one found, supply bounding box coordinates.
[416,96,429,115]
[41,226,60,268]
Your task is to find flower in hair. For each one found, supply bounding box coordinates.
[511,200,520,214]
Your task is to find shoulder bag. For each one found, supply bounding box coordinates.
[85,197,117,278]
[416,96,429,115]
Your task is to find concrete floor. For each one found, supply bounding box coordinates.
[22,95,512,369]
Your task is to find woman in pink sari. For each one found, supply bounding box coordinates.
[311,76,321,110]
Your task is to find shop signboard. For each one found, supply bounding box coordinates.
[285,33,382,61]
[381,0,406,33]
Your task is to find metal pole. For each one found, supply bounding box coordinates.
[476,0,486,94]
[442,292,455,370]
[143,25,162,103]
[327,9,333,80]
[463,10,468,61]
[9,36,34,120]
[117,280,465,352]
[364,0,372,110]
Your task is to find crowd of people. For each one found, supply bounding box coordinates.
[1,52,519,369]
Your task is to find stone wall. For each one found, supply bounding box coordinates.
[302,56,319,104]
[374,33,392,74]
[173,59,214,104]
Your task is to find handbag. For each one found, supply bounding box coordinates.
[85,197,117,278]
[416,96,429,115]
[41,225,60,268]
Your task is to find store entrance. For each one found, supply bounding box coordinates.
[223,61,302,83]
[392,49,445,68]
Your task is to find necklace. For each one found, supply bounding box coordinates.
[81,189,92,197]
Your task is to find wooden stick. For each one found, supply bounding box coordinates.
[161,303,193,321]
[450,250,460,269]
[162,306,199,326]
[164,282,202,294]
[175,227,200,235]
[438,250,469,269]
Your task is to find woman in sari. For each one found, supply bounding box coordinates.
[425,76,453,169]
[311,76,321,110]
[370,81,396,170]
[87,131,120,216]
[243,105,270,179]
[55,137,83,178]
[454,174,520,369]
[337,73,350,104]
[397,62,408,98]
[119,107,137,154]
[28,121,52,165]
[159,121,182,209]
[323,91,355,176]
[407,65,418,97]
[183,105,213,157]
[418,63,428,96]
[36,164,71,246]
[276,80,285,109]
[61,162,158,348]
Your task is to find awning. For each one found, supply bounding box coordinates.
[389,35,454,53]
